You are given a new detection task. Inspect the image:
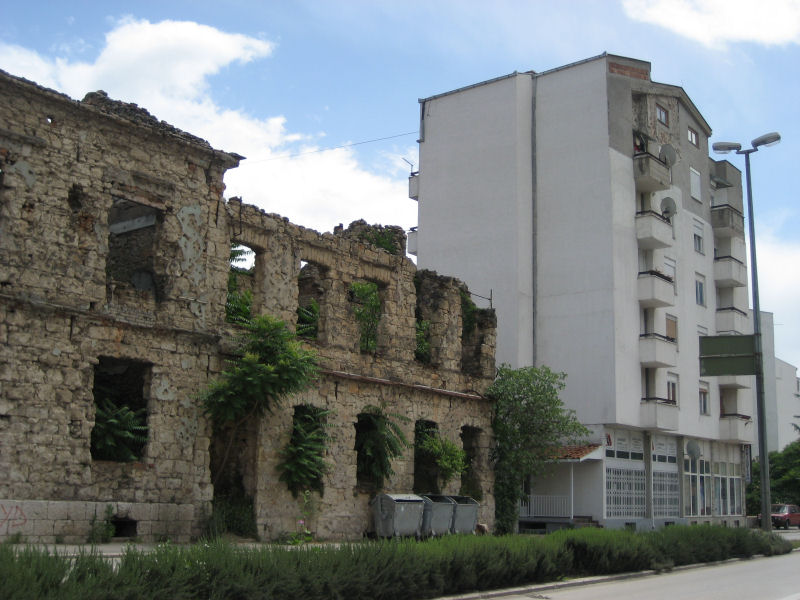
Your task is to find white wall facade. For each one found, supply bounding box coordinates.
[416,73,534,367]
[415,54,754,530]
[775,358,800,450]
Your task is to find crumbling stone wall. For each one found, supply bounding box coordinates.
[0,69,497,543]
[0,70,236,542]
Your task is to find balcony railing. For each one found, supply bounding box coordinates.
[713,255,747,288]
[635,210,673,249]
[719,413,753,443]
[634,152,671,192]
[637,270,675,307]
[711,203,745,238]
[640,397,679,430]
[639,333,677,367]
[520,494,571,518]
[715,307,749,335]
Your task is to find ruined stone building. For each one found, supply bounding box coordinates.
[0,69,496,542]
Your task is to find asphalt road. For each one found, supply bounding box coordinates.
[481,532,800,600]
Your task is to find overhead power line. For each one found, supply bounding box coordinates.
[249,131,418,163]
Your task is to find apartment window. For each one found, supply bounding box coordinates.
[714,460,743,516]
[666,314,678,343]
[664,257,677,293]
[656,103,669,126]
[699,384,710,415]
[693,234,704,254]
[684,455,712,516]
[688,127,699,147]
[690,167,702,201]
[695,275,706,306]
[667,373,679,405]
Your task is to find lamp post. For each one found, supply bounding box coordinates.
[713,131,780,531]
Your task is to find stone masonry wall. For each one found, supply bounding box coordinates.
[0,70,497,543]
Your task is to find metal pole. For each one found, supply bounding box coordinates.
[743,150,772,531]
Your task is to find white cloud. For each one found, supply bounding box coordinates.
[0,18,415,233]
[622,0,800,48]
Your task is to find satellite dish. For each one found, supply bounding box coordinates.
[660,196,678,219]
[686,440,701,460]
[659,143,677,168]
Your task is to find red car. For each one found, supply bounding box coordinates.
[771,504,800,529]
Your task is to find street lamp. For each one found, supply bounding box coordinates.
[713,131,780,531]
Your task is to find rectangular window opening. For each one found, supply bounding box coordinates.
[656,103,669,126]
[107,198,163,299]
[349,280,382,354]
[688,127,699,147]
[297,260,327,340]
[227,243,256,324]
[91,357,151,462]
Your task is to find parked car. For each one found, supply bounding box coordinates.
[771,504,800,529]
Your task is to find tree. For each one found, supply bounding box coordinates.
[488,365,589,534]
[201,315,318,486]
[747,440,800,514]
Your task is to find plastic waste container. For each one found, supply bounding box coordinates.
[370,493,424,537]
[420,494,456,537]
[448,495,479,534]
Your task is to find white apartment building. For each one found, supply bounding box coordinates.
[410,54,755,529]
[759,311,800,453]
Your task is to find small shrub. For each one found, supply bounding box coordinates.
[416,427,468,490]
[296,299,320,340]
[414,319,431,363]
[277,405,331,497]
[555,527,655,574]
[87,505,115,544]
[460,289,477,337]
[350,281,381,353]
[91,398,148,462]
[354,404,410,490]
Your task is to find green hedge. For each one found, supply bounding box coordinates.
[0,526,791,599]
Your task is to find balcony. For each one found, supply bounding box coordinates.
[715,307,749,335]
[636,211,673,249]
[639,333,677,367]
[407,227,418,256]
[634,153,671,192]
[714,256,747,288]
[719,414,753,443]
[640,398,679,431]
[717,375,751,389]
[408,173,419,200]
[711,204,745,238]
[637,271,675,307]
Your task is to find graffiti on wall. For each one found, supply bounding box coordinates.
[0,504,28,533]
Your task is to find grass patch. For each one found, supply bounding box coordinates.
[0,527,791,599]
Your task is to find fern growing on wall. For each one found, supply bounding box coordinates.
[354,404,410,490]
[90,398,148,462]
[277,405,331,497]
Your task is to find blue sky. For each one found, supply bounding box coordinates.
[2,0,799,369]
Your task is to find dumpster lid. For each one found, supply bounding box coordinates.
[421,494,456,504]
[447,495,479,504]
[377,493,424,502]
